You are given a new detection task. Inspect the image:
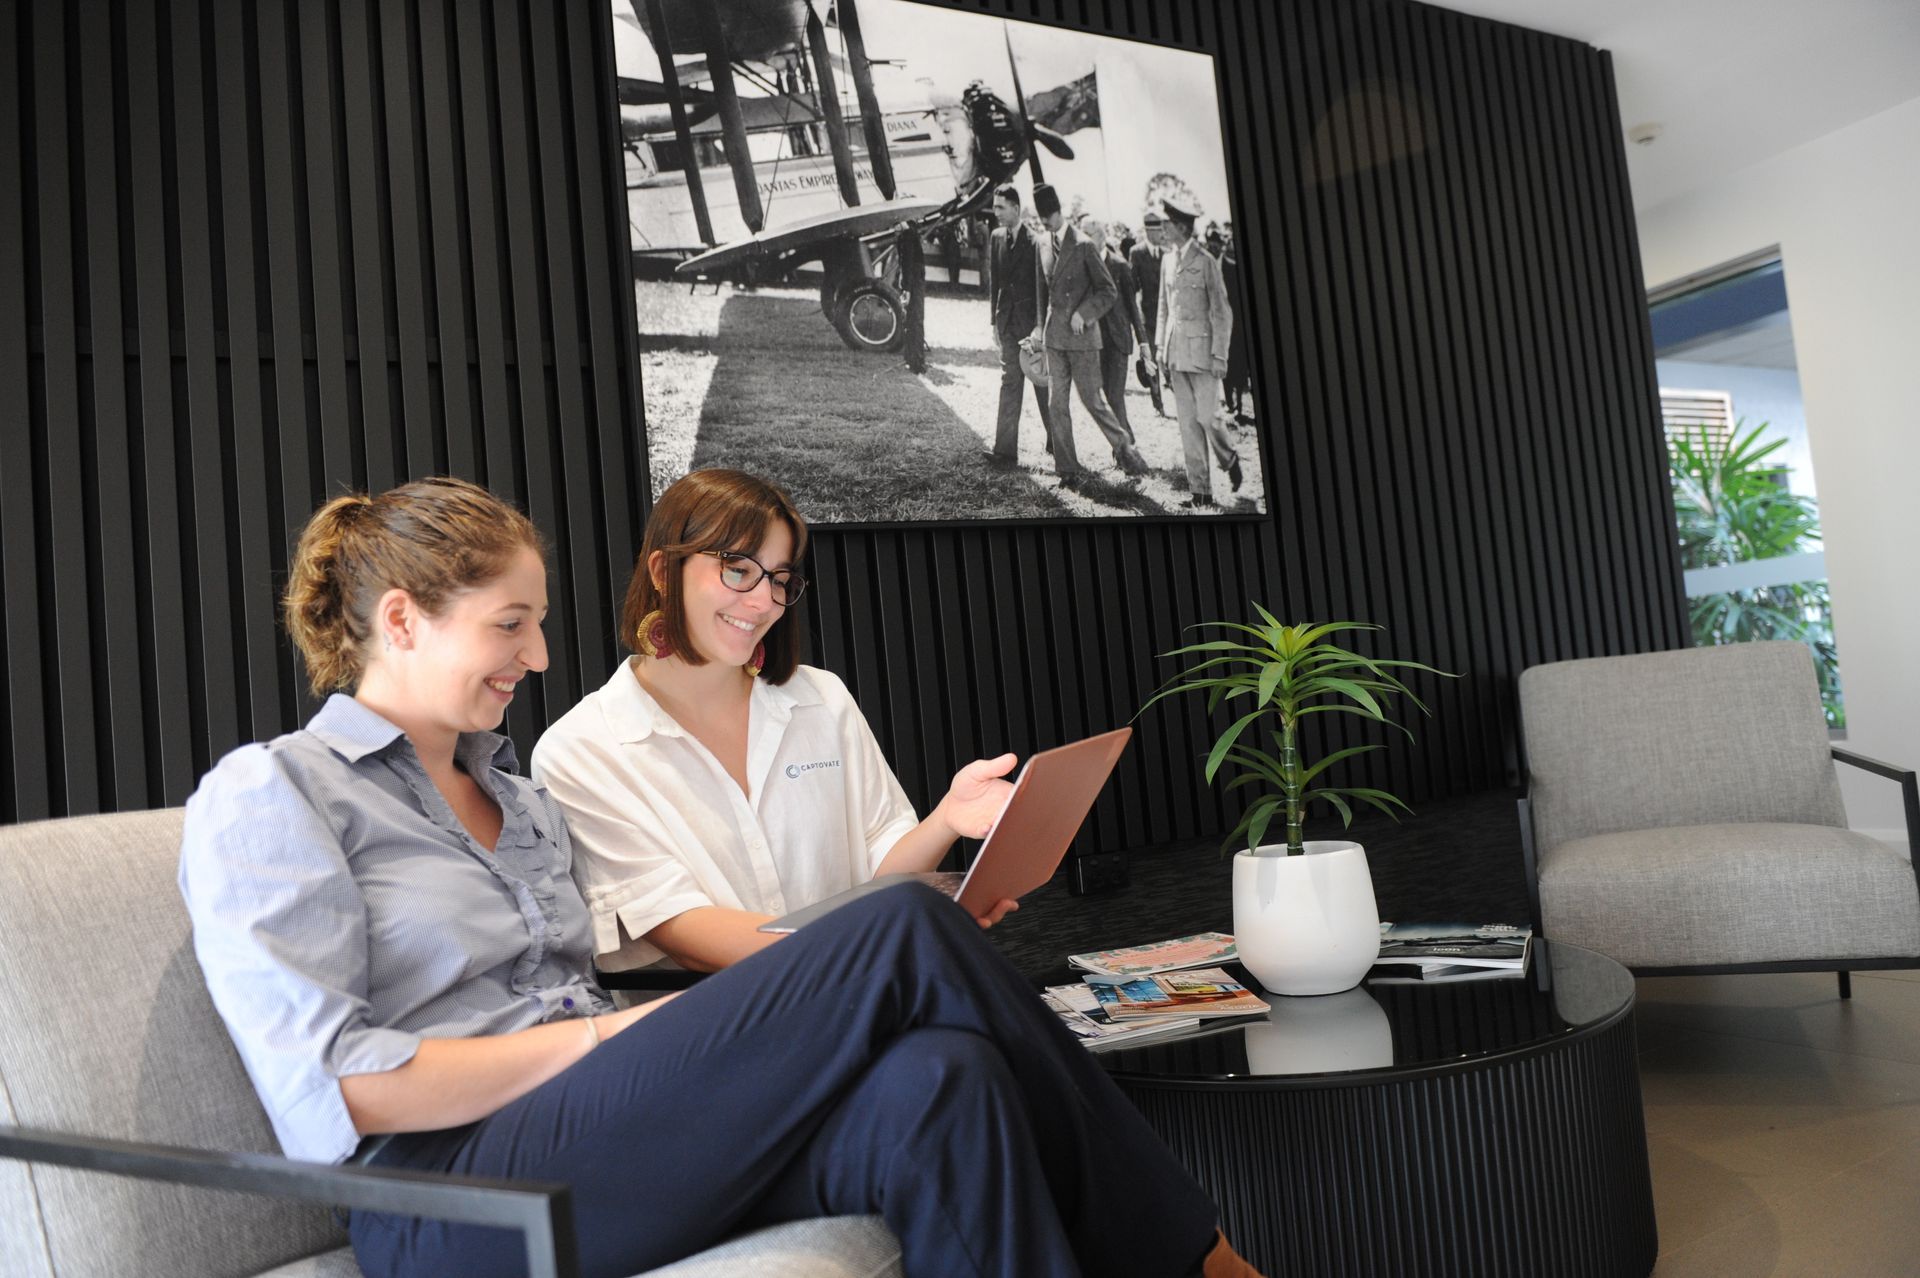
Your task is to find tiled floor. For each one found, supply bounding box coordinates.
[1637,969,1920,1276]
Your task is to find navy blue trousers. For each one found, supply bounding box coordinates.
[348,882,1220,1278]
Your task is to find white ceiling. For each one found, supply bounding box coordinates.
[1659,310,1799,369]
[1425,0,1920,211]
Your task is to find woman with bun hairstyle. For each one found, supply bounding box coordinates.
[178,476,1265,1278]
[532,468,1020,975]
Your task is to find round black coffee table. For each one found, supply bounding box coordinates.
[1094,940,1656,1277]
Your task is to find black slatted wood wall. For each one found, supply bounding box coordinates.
[0,0,1687,848]
[2,0,644,820]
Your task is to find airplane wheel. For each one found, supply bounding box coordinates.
[831,282,906,354]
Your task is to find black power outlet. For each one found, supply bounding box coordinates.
[1068,850,1130,896]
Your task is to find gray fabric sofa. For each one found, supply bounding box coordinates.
[1516,641,1920,988]
[0,808,902,1277]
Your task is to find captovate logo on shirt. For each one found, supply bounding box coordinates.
[784,760,843,780]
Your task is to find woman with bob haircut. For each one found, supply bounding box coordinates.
[532,468,1019,975]
[178,476,1261,1278]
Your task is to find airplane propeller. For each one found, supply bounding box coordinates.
[1002,25,1055,183]
[1033,126,1074,162]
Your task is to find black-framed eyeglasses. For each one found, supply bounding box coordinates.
[699,550,809,606]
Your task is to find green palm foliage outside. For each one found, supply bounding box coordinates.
[1669,421,1844,727]
[1140,614,1456,856]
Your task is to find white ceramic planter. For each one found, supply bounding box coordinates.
[1233,840,1380,996]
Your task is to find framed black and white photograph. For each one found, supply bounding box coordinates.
[613,0,1266,523]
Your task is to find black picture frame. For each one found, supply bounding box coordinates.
[608,0,1269,528]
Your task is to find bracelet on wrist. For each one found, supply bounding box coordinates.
[583,1014,602,1050]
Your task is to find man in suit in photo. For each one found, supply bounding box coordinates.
[985,184,1052,463]
[1085,216,1146,447]
[1130,210,1169,417]
[1027,184,1149,486]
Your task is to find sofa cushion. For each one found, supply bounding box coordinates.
[256,1217,902,1278]
[0,809,346,1277]
[1539,822,1920,968]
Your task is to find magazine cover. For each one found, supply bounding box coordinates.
[1368,962,1528,984]
[1089,967,1269,1021]
[1069,932,1239,979]
[1042,985,1202,1047]
[1376,922,1531,966]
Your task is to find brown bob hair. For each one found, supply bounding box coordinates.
[621,469,810,684]
[283,477,545,694]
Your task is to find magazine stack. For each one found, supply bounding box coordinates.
[1370,922,1533,982]
[1044,934,1267,1050]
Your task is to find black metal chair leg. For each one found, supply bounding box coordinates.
[1838,971,1852,1000]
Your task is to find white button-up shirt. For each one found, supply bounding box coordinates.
[531,660,920,970]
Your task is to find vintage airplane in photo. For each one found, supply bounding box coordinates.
[617,0,1072,353]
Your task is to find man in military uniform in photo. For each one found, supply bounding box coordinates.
[1155,195,1243,508]
[1027,183,1149,488]
[985,183,1053,463]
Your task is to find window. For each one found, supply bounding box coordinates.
[1650,251,1844,729]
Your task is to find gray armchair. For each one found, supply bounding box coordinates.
[1516,642,1920,996]
[0,809,900,1278]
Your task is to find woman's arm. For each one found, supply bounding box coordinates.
[339,997,675,1135]
[643,906,783,972]
[873,809,964,875]
[873,753,1018,875]
[872,754,1020,927]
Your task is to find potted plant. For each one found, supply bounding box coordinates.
[1142,612,1453,995]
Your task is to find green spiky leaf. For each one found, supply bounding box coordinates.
[1140,613,1456,850]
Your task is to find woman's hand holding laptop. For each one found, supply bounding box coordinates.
[937,752,1020,841]
[949,757,1021,927]
[762,730,1133,935]
[875,752,1022,928]
[975,897,1021,929]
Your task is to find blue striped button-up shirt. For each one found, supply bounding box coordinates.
[179,694,614,1165]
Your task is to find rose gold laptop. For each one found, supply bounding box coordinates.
[758,727,1133,932]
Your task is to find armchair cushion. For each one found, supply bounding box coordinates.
[1519,642,1847,855]
[1539,822,1920,968]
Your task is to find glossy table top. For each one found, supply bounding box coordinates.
[1093,939,1634,1086]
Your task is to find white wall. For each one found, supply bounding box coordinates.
[1638,95,1920,838]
